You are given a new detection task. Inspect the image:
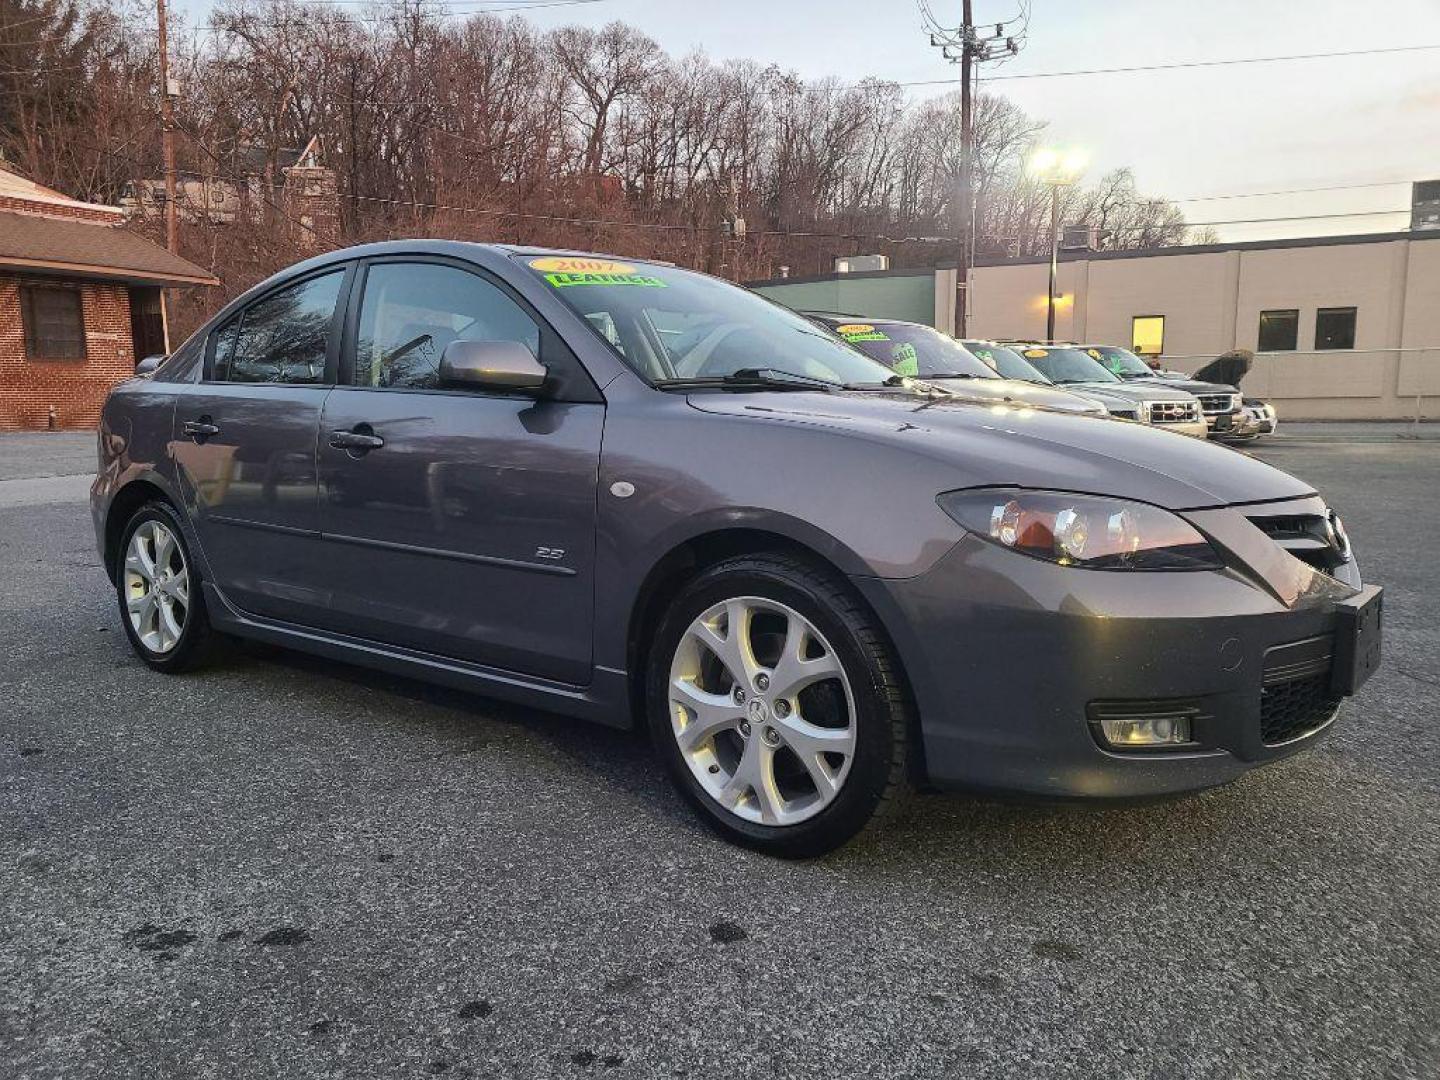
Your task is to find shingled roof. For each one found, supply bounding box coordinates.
[0,209,218,287]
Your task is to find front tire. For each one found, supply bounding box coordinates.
[646,553,913,858]
[115,501,214,673]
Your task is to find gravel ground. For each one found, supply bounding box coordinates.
[1,430,1437,1080]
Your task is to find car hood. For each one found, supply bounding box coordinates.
[685,390,1312,510]
[1120,375,1238,395]
[1049,381,1199,404]
[924,377,1102,414]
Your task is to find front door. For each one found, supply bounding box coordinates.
[314,259,603,685]
[171,265,349,624]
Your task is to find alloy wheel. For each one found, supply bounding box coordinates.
[124,520,191,654]
[668,596,856,826]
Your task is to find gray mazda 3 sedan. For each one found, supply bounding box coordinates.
[91,242,1383,857]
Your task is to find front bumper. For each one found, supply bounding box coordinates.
[853,510,1374,798]
[1204,410,1242,436]
[1151,417,1208,439]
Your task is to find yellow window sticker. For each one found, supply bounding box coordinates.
[1023,348,1048,358]
[529,256,666,288]
[836,323,889,342]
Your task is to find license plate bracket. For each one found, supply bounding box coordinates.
[1330,585,1383,696]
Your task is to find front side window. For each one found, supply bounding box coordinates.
[1315,307,1356,351]
[830,322,997,380]
[22,285,86,360]
[1131,315,1165,357]
[354,263,541,390]
[1258,309,1299,352]
[522,256,896,387]
[225,270,344,384]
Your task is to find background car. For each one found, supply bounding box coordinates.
[1000,343,1209,437]
[803,314,1107,416]
[1082,343,1243,438]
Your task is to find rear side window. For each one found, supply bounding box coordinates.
[353,262,540,390]
[221,270,345,384]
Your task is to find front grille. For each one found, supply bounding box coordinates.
[1197,392,1239,414]
[1260,637,1341,744]
[1149,400,1200,424]
[1247,510,1347,573]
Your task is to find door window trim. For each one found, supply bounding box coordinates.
[201,261,356,385]
[336,255,602,404]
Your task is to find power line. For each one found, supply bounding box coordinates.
[895,42,1440,88]
[1171,179,1414,203]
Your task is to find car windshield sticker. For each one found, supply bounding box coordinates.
[891,342,919,377]
[1023,348,1048,358]
[530,256,666,289]
[836,323,889,342]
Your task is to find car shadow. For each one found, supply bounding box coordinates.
[216,639,1343,877]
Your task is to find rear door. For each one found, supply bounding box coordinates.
[171,264,352,624]
[313,257,604,685]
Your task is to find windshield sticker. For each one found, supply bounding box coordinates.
[1023,348,1048,358]
[891,342,920,377]
[836,323,890,342]
[530,256,667,289]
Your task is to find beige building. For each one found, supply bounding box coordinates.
[960,230,1440,420]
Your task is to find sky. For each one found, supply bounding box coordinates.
[178,0,1440,242]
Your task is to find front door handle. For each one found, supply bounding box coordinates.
[183,418,220,441]
[328,428,385,452]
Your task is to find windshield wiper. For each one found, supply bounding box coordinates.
[924,373,984,380]
[655,367,841,392]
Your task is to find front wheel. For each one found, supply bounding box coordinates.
[646,554,913,858]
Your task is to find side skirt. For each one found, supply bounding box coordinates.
[202,582,634,729]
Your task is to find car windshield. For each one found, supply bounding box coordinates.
[962,341,1052,383]
[827,321,997,380]
[521,256,900,387]
[1018,346,1121,385]
[1085,345,1154,379]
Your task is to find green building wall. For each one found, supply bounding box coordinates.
[749,271,937,326]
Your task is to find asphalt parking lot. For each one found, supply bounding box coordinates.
[2,427,1437,1080]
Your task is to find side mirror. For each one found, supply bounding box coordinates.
[136,354,166,376]
[439,340,547,392]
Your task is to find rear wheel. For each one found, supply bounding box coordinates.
[115,502,214,672]
[647,554,913,857]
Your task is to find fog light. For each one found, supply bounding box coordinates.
[1098,715,1192,747]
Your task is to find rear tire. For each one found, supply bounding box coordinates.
[646,553,913,858]
[114,501,215,673]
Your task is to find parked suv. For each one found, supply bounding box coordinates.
[1002,344,1209,438]
[1082,344,1244,438]
[802,314,1106,416]
[92,242,1381,857]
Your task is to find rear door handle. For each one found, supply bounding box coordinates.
[328,429,385,452]
[183,418,220,441]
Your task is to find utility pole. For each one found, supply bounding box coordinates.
[957,0,972,339]
[925,4,1026,337]
[156,0,177,254]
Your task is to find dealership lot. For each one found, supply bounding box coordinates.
[2,430,1436,1079]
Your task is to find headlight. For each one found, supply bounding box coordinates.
[937,488,1223,570]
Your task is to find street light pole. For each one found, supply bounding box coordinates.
[1046,182,1060,343]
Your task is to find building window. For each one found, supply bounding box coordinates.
[1315,307,1356,350]
[1131,315,1165,356]
[21,285,87,360]
[1258,309,1299,352]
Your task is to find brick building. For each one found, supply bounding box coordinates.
[0,167,217,430]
